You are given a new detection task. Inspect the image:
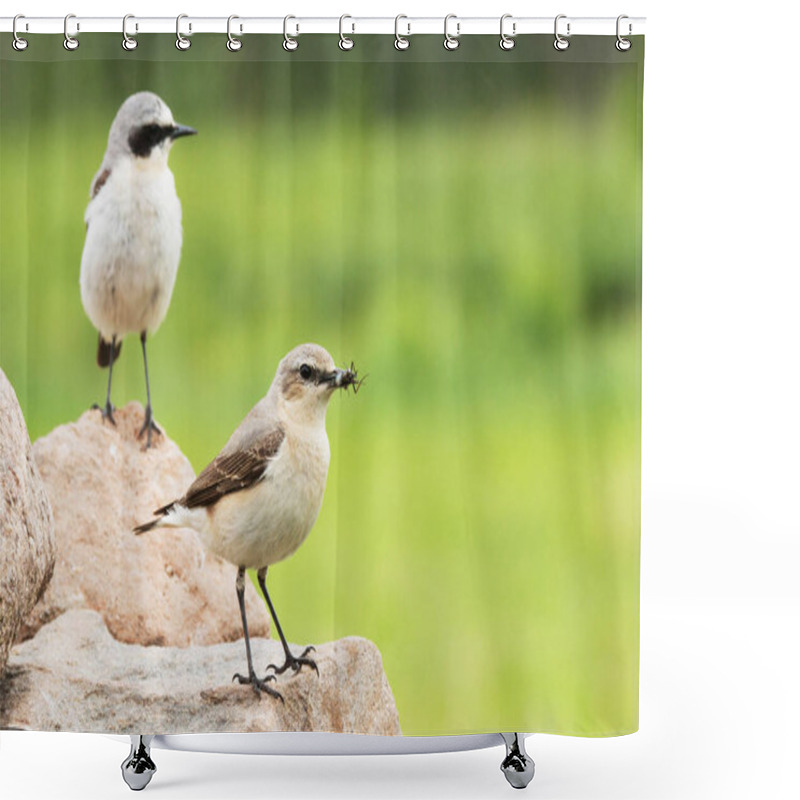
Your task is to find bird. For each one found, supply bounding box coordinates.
[80,91,197,447]
[134,344,361,700]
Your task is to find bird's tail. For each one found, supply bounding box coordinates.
[97,334,122,368]
[133,502,176,535]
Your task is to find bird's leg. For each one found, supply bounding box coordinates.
[231,566,282,700]
[259,567,319,677]
[92,334,117,425]
[137,331,161,447]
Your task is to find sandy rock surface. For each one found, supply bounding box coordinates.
[19,402,269,646]
[1,609,401,735]
[0,369,55,673]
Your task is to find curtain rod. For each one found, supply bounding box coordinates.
[1,16,646,38]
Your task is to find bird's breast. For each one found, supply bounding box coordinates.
[204,430,331,570]
[80,160,183,338]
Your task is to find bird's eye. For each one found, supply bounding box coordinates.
[299,364,314,381]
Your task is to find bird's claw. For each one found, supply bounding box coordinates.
[137,404,161,448]
[265,646,318,676]
[92,401,116,426]
[232,670,283,702]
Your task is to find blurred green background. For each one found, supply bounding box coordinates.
[0,35,642,736]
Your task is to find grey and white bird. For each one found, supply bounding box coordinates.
[134,344,361,699]
[80,91,196,446]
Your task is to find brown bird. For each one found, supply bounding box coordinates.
[135,344,360,699]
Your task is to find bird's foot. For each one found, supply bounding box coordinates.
[266,646,318,677]
[137,404,161,449]
[91,400,116,426]
[232,669,283,702]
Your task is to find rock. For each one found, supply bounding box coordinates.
[19,402,269,647]
[0,609,401,735]
[0,369,55,674]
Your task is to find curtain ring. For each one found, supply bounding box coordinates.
[394,15,410,51]
[339,14,355,50]
[227,15,242,51]
[12,14,28,51]
[63,13,79,51]
[283,15,299,51]
[553,14,570,51]
[122,14,138,51]
[499,14,515,51]
[176,14,191,50]
[616,15,632,51]
[443,14,460,51]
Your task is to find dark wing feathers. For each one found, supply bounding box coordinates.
[181,427,285,509]
[91,168,111,199]
[86,168,112,232]
[133,427,285,535]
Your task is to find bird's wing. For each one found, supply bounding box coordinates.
[90,168,111,200]
[180,426,286,509]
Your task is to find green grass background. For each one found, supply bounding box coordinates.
[0,35,642,736]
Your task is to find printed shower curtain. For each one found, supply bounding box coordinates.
[0,31,643,738]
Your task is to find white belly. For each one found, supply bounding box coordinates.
[177,432,331,570]
[80,159,182,339]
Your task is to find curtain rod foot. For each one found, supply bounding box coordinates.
[121,735,157,791]
[500,733,535,789]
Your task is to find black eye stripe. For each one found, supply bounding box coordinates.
[128,123,173,157]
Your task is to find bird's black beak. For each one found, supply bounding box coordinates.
[170,124,197,140]
[320,369,344,387]
[321,365,360,391]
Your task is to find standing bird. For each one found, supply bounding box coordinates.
[134,344,360,700]
[80,91,196,446]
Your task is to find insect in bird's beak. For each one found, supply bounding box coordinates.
[322,363,366,394]
[170,124,197,140]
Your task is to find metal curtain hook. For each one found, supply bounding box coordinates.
[176,14,191,50]
[554,14,570,51]
[339,14,354,50]
[227,15,242,51]
[499,14,515,50]
[122,14,138,51]
[616,14,632,51]
[444,14,460,51]
[63,13,79,50]
[12,14,28,51]
[283,15,299,51]
[394,14,410,50]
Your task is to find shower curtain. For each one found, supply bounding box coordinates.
[0,31,643,738]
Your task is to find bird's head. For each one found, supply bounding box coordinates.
[108,91,196,165]
[274,343,359,426]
